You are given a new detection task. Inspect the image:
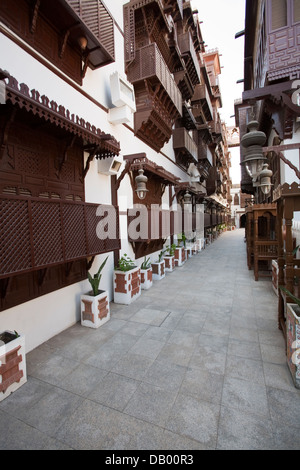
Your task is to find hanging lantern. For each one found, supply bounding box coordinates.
[135,168,148,200]
[259,163,273,195]
[183,190,192,205]
[241,121,267,182]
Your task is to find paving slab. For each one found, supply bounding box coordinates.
[1,229,300,450]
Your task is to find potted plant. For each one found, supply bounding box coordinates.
[152,249,166,281]
[114,254,141,304]
[164,243,176,272]
[140,256,153,290]
[0,330,27,402]
[81,256,110,329]
[279,286,300,389]
[174,234,186,267]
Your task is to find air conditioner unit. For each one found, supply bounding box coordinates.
[110,71,136,110]
[97,155,123,176]
[108,72,136,125]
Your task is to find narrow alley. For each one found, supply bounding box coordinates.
[0,229,299,450]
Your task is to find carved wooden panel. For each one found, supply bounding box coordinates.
[0,108,85,201]
[0,0,82,84]
[268,24,300,81]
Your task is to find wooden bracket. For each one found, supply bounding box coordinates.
[0,107,17,161]
[83,146,99,178]
[56,135,76,176]
[30,0,41,34]
[86,256,95,271]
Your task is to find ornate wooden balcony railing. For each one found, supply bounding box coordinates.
[0,196,120,279]
[172,127,198,166]
[191,84,213,123]
[127,43,182,114]
[177,31,201,85]
[126,43,182,151]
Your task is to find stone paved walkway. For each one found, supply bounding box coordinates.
[0,229,300,450]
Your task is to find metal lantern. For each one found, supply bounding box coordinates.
[135,168,148,200]
[259,163,273,195]
[183,190,192,205]
[241,120,267,182]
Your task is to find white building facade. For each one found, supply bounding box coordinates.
[0,0,230,352]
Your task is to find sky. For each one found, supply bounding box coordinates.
[190,0,246,183]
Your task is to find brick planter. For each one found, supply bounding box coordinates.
[272,259,279,296]
[174,246,186,267]
[0,331,27,402]
[185,246,193,259]
[286,303,300,389]
[114,266,141,304]
[141,267,153,290]
[81,290,110,329]
[164,255,175,272]
[151,260,165,281]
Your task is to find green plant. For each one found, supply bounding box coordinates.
[177,232,186,247]
[141,256,151,270]
[158,249,167,262]
[88,256,108,296]
[166,243,176,256]
[279,285,300,309]
[115,254,135,272]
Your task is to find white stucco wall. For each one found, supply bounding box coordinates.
[0,4,190,352]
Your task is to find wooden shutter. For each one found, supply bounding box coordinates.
[271,0,287,30]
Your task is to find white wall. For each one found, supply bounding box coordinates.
[0,5,191,352]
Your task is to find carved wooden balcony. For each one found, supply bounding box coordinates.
[126,43,182,151]
[191,84,213,123]
[0,196,120,279]
[175,31,201,101]
[173,127,198,167]
[162,0,183,20]
[206,166,218,196]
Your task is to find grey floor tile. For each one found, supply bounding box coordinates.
[225,355,265,385]
[129,336,165,359]
[156,342,194,367]
[124,382,177,427]
[222,376,269,418]
[217,405,275,450]
[165,393,220,448]
[59,363,108,397]
[228,338,262,361]
[111,353,154,380]
[0,410,52,450]
[263,362,297,392]
[180,366,224,404]
[142,360,187,391]
[267,386,300,428]
[130,308,171,326]
[88,372,140,411]
[189,346,227,375]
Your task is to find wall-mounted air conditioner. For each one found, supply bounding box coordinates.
[108,72,136,125]
[97,155,123,176]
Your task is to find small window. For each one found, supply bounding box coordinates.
[294,0,300,22]
[271,0,287,30]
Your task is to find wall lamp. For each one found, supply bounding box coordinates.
[135,167,148,200]
[241,120,272,195]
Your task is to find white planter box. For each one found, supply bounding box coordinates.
[114,266,141,304]
[141,267,153,290]
[286,303,300,389]
[272,259,279,296]
[174,246,186,267]
[151,260,165,280]
[198,238,205,251]
[164,255,175,272]
[0,331,27,402]
[81,290,110,329]
[185,246,193,259]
